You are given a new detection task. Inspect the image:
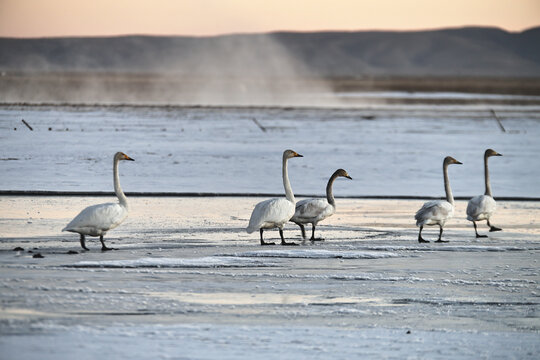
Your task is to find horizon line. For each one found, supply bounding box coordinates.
[2,24,539,40]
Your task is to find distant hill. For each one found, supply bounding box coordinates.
[1,27,539,78]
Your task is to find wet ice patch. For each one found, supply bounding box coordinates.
[67,256,277,268]
[424,245,529,252]
[392,298,540,306]
[2,323,539,360]
[221,249,403,259]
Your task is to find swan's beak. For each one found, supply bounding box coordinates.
[295,153,303,158]
[455,160,463,165]
[495,152,503,156]
[345,175,352,180]
[125,155,135,161]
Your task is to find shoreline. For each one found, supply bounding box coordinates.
[1,190,540,202]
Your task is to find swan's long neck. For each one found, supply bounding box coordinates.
[113,157,128,207]
[484,155,492,197]
[443,162,454,205]
[282,155,295,203]
[326,172,339,207]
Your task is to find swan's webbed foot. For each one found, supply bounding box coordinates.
[281,240,299,246]
[310,237,325,242]
[278,229,297,245]
[476,234,488,238]
[79,234,90,251]
[435,226,446,243]
[417,226,429,243]
[487,220,502,232]
[259,229,275,245]
[99,236,115,251]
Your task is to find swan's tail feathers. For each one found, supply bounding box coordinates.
[62,225,77,233]
[414,211,427,227]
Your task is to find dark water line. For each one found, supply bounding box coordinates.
[1,190,539,201]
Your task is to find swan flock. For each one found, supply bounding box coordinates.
[63,149,504,250]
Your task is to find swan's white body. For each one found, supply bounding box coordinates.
[415,156,461,243]
[466,195,496,222]
[290,169,351,240]
[63,152,134,250]
[466,149,502,237]
[63,202,128,236]
[292,198,335,226]
[415,200,454,227]
[247,198,295,233]
[247,149,302,245]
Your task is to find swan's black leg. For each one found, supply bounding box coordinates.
[260,228,275,246]
[100,235,114,251]
[79,234,90,251]
[435,225,448,243]
[280,228,298,246]
[487,220,502,232]
[297,223,306,239]
[310,224,324,241]
[474,221,488,238]
[418,226,429,243]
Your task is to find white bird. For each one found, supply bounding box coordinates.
[247,149,303,245]
[290,169,352,241]
[466,149,503,237]
[415,156,462,243]
[63,152,135,251]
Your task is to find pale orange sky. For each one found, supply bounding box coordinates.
[1,0,539,38]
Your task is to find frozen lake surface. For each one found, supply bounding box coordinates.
[0,196,539,359]
[1,95,539,358]
[1,100,539,197]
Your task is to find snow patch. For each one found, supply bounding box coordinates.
[68,256,277,268]
[222,249,403,259]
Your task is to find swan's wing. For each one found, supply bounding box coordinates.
[292,198,333,223]
[63,202,128,233]
[247,198,294,233]
[415,200,453,225]
[467,195,496,220]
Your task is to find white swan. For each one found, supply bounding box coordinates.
[247,149,303,245]
[466,149,503,237]
[62,152,135,251]
[290,169,352,241]
[415,156,462,243]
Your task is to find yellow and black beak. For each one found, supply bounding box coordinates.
[294,153,303,158]
[124,154,135,161]
[345,175,353,180]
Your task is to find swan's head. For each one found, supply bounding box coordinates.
[115,152,135,162]
[485,149,502,157]
[444,156,462,166]
[283,149,303,159]
[334,168,352,180]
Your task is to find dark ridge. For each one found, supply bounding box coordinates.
[0,190,538,201]
[1,26,540,77]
